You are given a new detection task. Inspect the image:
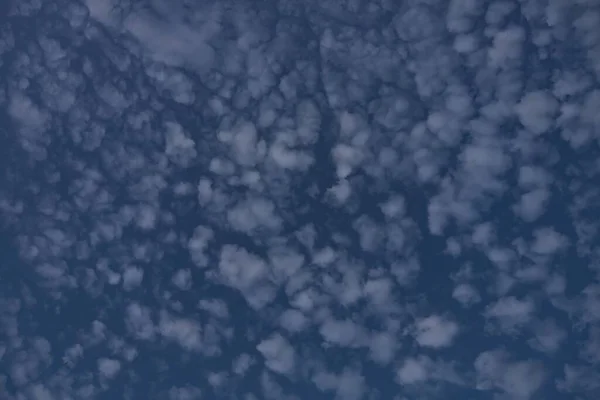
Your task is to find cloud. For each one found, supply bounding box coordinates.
[414,315,460,349]
[257,333,296,375]
[452,283,481,307]
[2,1,598,400]
[485,296,536,334]
[397,356,430,384]
[500,361,546,399]
[515,91,559,134]
[528,318,567,354]
[218,244,276,310]
[123,11,218,72]
[97,358,121,379]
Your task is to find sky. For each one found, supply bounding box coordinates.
[0,0,599,399]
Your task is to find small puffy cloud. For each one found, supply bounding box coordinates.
[336,368,366,400]
[531,227,567,255]
[122,265,144,291]
[397,357,430,384]
[368,332,397,365]
[158,313,203,351]
[414,315,460,348]
[485,296,536,334]
[501,361,546,398]
[218,244,276,310]
[557,364,600,396]
[125,302,156,341]
[230,121,262,167]
[518,165,552,189]
[528,318,567,354]
[164,121,197,167]
[257,333,296,376]
[474,349,508,390]
[26,384,56,400]
[581,326,600,364]
[488,26,525,67]
[187,225,214,268]
[171,269,192,290]
[268,245,305,283]
[313,367,366,400]
[514,188,550,222]
[227,197,282,234]
[98,358,121,379]
[475,351,545,399]
[320,318,364,348]
[515,90,559,134]
[452,283,481,307]
[124,12,217,71]
[233,353,254,376]
[279,309,309,333]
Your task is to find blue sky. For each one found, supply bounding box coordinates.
[1,0,600,399]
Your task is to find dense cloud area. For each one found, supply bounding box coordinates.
[1,0,600,399]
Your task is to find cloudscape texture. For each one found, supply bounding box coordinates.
[1,0,600,399]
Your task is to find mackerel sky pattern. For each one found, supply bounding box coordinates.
[1,0,600,399]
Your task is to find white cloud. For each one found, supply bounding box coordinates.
[485,296,536,333]
[123,10,218,72]
[452,283,481,307]
[171,269,192,290]
[267,245,305,283]
[97,358,121,379]
[227,197,282,234]
[188,225,214,268]
[514,188,550,222]
[4,2,598,400]
[531,227,567,255]
[397,357,429,384]
[27,384,56,400]
[219,244,268,288]
[122,265,144,291]
[368,332,397,365]
[279,309,309,333]
[474,349,508,390]
[557,364,600,395]
[515,91,559,134]
[501,361,546,399]
[257,334,296,376]
[158,313,203,351]
[518,165,552,188]
[528,318,567,354]
[84,0,117,25]
[125,302,156,340]
[320,318,364,348]
[218,244,276,310]
[488,26,525,67]
[335,368,365,400]
[414,315,460,348]
[230,121,262,167]
[164,121,197,167]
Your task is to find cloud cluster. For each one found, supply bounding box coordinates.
[1,0,599,399]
